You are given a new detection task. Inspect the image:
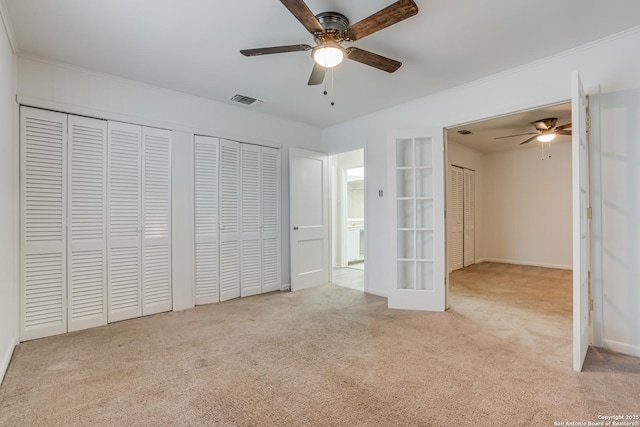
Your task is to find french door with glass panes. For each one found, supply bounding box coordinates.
[388,129,445,311]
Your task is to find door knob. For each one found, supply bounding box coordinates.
[293,226,299,230]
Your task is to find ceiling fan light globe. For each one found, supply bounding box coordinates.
[313,45,344,68]
[537,133,556,143]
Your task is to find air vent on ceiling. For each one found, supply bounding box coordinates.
[457,129,473,135]
[228,93,264,106]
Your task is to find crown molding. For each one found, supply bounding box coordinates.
[0,0,18,53]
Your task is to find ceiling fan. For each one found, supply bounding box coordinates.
[240,0,419,85]
[494,118,572,145]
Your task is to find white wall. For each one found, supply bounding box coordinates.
[483,142,572,269]
[16,55,323,312]
[447,141,485,265]
[0,11,17,383]
[322,27,640,357]
[593,88,640,356]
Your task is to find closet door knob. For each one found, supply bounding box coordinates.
[293,226,299,230]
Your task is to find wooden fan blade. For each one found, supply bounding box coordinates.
[555,123,572,131]
[308,63,326,85]
[346,47,402,73]
[280,0,324,33]
[557,130,572,135]
[240,44,311,56]
[494,132,538,140]
[519,135,539,145]
[344,0,418,41]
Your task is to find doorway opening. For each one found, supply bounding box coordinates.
[329,149,365,291]
[444,101,580,356]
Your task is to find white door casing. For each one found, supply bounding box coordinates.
[572,70,590,371]
[20,107,68,341]
[290,148,330,291]
[388,130,446,311]
[67,115,108,332]
[194,135,220,305]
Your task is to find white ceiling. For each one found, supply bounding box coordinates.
[448,103,571,153]
[5,1,640,128]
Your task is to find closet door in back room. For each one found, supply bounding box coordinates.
[20,107,68,341]
[67,115,108,332]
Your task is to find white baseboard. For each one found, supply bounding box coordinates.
[365,288,387,298]
[0,337,17,385]
[600,339,640,358]
[476,258,572,270]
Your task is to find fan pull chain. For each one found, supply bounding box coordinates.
[548,142,552,159]
[330,68,335,106]
[541,142,544,160]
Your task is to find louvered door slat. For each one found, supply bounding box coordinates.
[240,144,261,297]
[194,136,219,304]
[261,147,281,293]
[21,107,67,341]
[68,115,108,332]
[107,121,142,322]
[142,127,172,315]
[219,140,240,301]
[463,169,475,267]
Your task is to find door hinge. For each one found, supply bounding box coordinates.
[589,299,593,311]
[587,207,592,220]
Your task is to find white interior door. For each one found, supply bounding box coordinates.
[289,148,329,291]
[240,144,262,297]
[219,139,240,301]
[141,127,172,315]
[463,168,475,267]
[67,115,108,332]
[449,166,463,271]
[107,121,142,322]
[194,135,220,305]
[261,147,281,293]
[388,129,446,311]
[20,107,68,341]
[572,70,590,371]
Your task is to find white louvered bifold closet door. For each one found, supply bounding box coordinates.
[194,136,219,305]
[67,115,108,332]
[261,147,281,293]
[107,121,143,322]
[20,107,68,341]
[220,139,240,301]
[463,169,475,267]
[449,166,464,271]
[240,144,262,297]
[141,128,172,315]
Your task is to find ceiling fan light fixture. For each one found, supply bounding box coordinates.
[313,44,345,68]
[537,133,556,143]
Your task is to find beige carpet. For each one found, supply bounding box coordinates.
[1,262,639,426]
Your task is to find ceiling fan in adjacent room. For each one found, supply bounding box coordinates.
[240,0,419,86]
[494,118,572,145]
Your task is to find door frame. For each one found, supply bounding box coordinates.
[327,148,368,292]
[442,95,593,368]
